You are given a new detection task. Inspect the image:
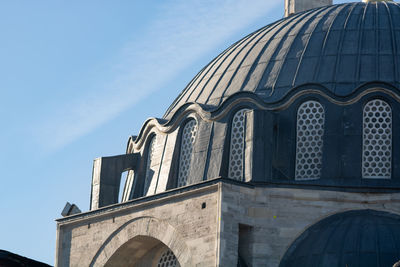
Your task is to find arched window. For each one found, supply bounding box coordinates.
[177,119,197,187]
[228,109,249,181]
[362,99,392,179]
[143,135,157,195]
[157,249,179,267]
[295,100,325,180]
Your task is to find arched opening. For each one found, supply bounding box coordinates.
[89,217,192,266]
[104,236,180,267]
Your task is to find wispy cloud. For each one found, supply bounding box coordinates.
[36,0,280,152]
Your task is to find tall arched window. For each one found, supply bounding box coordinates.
[228,109,249,181]
[157,249,179,267]
[295,100,325,180]
[362,99,392,179]
[143,135,157,195]
[177,119,197,187]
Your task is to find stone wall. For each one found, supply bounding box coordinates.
[56,184,220,267]
[219,182,400,266]
[57,180,400,266]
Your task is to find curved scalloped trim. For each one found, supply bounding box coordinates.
[127,82,400,152]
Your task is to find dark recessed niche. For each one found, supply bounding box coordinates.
[201,202,206,209]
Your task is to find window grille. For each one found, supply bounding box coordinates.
[295,101,324,180]
[362,99,392,179]
[144,135,156,195]
[177,120,197,187]
[157,249,178,267]
[228,109,249,181]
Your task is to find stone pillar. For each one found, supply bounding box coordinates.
[90,153,139,210]
[284,0,332,17]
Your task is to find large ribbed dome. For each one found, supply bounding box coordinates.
[165,1,400,118]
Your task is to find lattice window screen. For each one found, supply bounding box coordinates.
[144,135,157,195]
[157,249,179,267]
[177,120,197,187]
[295,101,325,180]
[228,109,249,181]
[362,99,392,179]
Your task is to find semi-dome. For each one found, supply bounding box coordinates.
[280,209,400,267]
[165,1,400,119]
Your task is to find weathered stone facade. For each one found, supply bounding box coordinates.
[56,183,219,266]
[56,179,400,266]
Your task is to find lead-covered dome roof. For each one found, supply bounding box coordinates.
[165,1,400,119]
[280,210,400,267]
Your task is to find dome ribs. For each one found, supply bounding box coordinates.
[182,36,247,104]
[315,218,343,267]
[199,24,267,106]
[215,18,288,107]
[337,216,353,266]
[238,12,306,95]
[378,2,395,82]
[387,218,400,260]
[165,28,259,118]
[372,216,380,266]
[375,2,380,82]
[254,10,318,97]
[331,2,360,96]
[260,7,330,99]
[165,2,400,119]
[390,1,400,87]
[359,3,377,86]
[166,36,246,118]
[312,3,350,82]
[354,3,369,88]
[190,29,256,106]
[165,66,206,118]
[291,5,338,88]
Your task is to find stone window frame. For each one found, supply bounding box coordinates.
[362,98,392,179]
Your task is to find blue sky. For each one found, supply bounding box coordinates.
[0,0,354,264]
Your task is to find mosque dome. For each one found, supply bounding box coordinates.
[165,1,400,119]
[280,209,400,267]
[142,1,400,191]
